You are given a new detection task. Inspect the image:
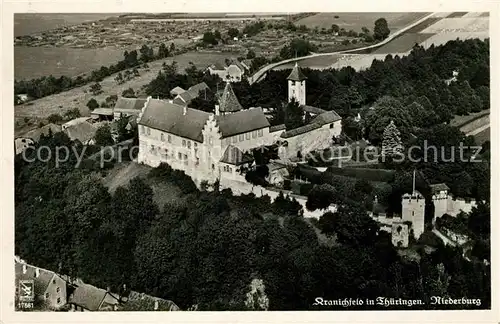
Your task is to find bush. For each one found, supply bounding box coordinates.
[325,167,395,183]
[47,114,63,124]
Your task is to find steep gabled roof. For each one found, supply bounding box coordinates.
[310,110,342,125]
[21,123,62,142]
[302,105,326,115]
[138,99,210,142]
[220,145,254,166]
[15,262,55,296]
[187,82,209,97]
[216,108,270,138]
[114,98,148,111]
[170,86,186,96]
[219,82,243,113]
[429,183,450,194]
[68,283,108,311]
[64,122,98,144]
[287,62,307,81]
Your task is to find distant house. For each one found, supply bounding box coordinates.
[67,282,120,312]
[15,123,63,155]
[16,94,29,104]
[170,86,186,97]
[62,117,93,131]
[117,291,180,311]
[266,161,289,187]
[172,82,210,106]
[90,108,114,122]
[113,97,148,120]
[207,60,249,82]
[15,261,68,310]
[63,121,98,145]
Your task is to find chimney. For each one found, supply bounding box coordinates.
[35,268,40,278]
[107,286,111,293]
[154,300,159,310]
[22,264,27,274]
[215,105,220,116]
[183,105,187,116]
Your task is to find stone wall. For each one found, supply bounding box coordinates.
[219,178,336,219]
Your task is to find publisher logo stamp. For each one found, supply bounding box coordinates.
[18,279,35,309]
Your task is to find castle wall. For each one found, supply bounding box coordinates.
[283,127,333,158]
[219,178,336,219]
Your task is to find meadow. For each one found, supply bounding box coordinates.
[15,46,128,80]
[14,51,237,125]
[295,12,428,32]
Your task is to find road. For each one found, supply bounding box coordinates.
[248,12,437,84]
[466,123,490,136]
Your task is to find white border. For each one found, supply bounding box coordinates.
[1,1,498,323]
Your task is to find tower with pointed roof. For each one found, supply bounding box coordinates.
[215,82,243,116]
[287,62,307,106]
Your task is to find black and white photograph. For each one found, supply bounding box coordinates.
[1,0,497,322]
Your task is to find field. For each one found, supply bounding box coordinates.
[14,51,237,122]
[473,127,490,144]
[15,46,128,80]
[295,12,428,32]
[372,33,434,54]
[14,13,119,36]
[274,54,343,70]
[449,110,490,128]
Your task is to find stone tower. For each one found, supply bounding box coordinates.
[402,191,425,240]
[401,170,425,239]
[430,183,450,222]
[287,62,307,106]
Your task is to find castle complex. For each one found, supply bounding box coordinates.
[137,63,342,184]
[373,171,478,248]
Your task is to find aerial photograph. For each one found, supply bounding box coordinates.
[13,11,490,312]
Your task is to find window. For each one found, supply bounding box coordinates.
[187,141,191,149]
[229,167,233,173]
[168,135,172,143]
[182,139,186,147]
[225,138,231,145]
[232,136,237,143]
[56,287,60,293]
[52,279,56,284]
[45,293,49,299]
[57,297,61,304]
[209,137,213,145]
[252,131,257,138]
[330,123,334,129]
[194,142,198,148]
[183,154,188,160]
[161,133,164,141]
[239,134,244,141]
[212,164,215,170]
[258,129,263,137]
[245,133,250,140]
[146,128,151,135]
[178,152,182,160]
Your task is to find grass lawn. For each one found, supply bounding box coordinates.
[295,12,428,33]
[473,127,490,144]
[449,110,490,128]
[101,161,186,210]
[372,33,435,54]
[14,51,238,122]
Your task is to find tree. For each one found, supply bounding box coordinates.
[122,88,136,98]
[247,49,256,59]
[381,120,403,158]
[64,108,81,120]
[228,28,239,38]
[47,114,63,124]
[284,99,304,131]
[373,18,390,41]
[86,98,99,111]
[157,43,169,59]
[114,72,124,85]
[364,96,413,146]
[214,30,222,40]
[94,124,114,146]
[319,203,379,246]
[306,184,337,211]
[280,39,317,59]
[331,24,340,33]
[90,82,102,96]
[202,31,218,46]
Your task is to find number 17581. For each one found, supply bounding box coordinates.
[18,302,34,309]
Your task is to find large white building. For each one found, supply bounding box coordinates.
[137,64,342,184]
